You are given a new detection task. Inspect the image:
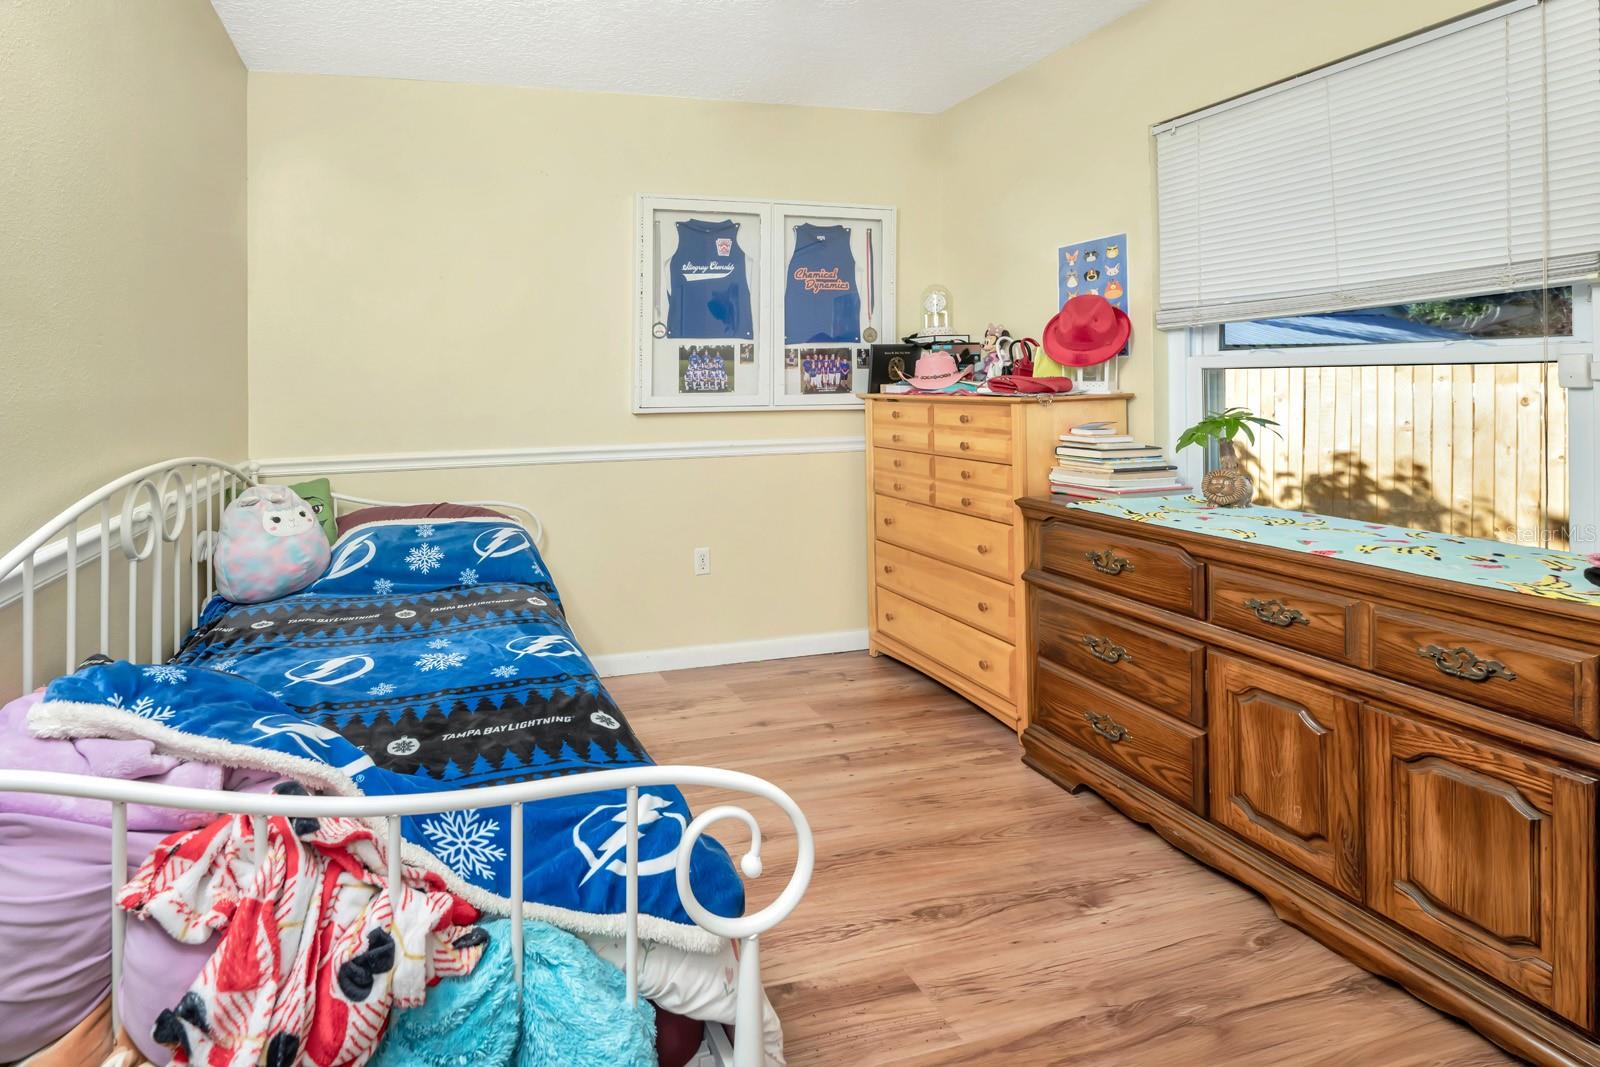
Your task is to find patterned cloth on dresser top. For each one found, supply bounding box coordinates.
[1067,495,1600,607]
[28,517,744,954]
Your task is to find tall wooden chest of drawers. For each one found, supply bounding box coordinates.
[1020,495,1600,1065]
[863,392,1130,730]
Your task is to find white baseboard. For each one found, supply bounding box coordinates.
[590,628,868,678]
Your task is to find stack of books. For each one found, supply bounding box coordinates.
[1049,422,1190,500]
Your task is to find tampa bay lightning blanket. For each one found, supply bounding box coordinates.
[30,517,742,953]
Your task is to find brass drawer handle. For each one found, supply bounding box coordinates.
[1244,598,1309,628]
[959,413,972,424]
[1418,644,1518,683]
[1083,635,1133,664]
[1085,549,1134,575]
[1085,711,1131,743]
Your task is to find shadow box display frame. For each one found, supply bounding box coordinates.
[633,194,896,413]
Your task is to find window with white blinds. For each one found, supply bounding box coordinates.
[1154,0,1600,329]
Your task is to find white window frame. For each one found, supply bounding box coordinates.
[1163,284,1600,551]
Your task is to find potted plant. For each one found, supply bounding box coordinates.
[1175,406,1281,507]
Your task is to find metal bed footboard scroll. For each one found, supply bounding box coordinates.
[0,457,812,1067]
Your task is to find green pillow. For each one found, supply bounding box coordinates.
[288,478,338,543]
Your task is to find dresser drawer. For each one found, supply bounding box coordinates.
[877,588,1015,701]
[1034,661,1205,813]
[932,404,1013,463]
[1371,607,1600,738]
[1038,520,1205,617]
[933,481,1013,524]
[873,422,931,452]
[1209,565,1362,665]
[874,448,933,479]
[875,542,1015,640]
[873,469,933,506]
[871,399,932,430]
[1035,591,1204,724]
[875,496,1013,582]
[933,455,1013,495]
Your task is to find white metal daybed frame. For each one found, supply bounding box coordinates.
[0,457,812,1067]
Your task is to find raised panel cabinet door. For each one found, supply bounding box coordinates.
[1365,707,1597,1027]
[1209,652,1363,900]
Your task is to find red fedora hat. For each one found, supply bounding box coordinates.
[1042,294,1130,367]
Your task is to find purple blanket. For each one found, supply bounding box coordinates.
[0,691,279,1063]
[0,690,270,830]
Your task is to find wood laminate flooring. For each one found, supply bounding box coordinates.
[606,652,1512,1066]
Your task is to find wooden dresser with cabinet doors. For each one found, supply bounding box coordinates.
[1019,495,1600,1065]
[864,392,1130,730]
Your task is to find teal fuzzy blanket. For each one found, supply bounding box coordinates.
[371,918,656,1067]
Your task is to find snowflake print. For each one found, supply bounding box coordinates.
[490,665,519,679]
[426,637,453,650]
[368,682,397,697]
[457,568,479,587]
[209,658,242,675]
[141,665,187,685]
[406,544,444,574]
[415,523,436,539]
[372,578,395,596]
[415,651,466,672]
[108,693,176,722]
[419,809,506,881]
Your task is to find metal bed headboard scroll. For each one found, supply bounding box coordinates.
[0,457,256,693]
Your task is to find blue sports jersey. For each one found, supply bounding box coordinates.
[667,219,754,340]
[784,224,861,344]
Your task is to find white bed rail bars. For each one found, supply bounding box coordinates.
[0,457,813,1067]
[0,457,255,692]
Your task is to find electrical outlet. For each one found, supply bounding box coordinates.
[693,547,711,576]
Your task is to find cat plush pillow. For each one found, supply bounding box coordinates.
[214,485,331,604]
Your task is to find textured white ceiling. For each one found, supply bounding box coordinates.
[211,0,1149,113]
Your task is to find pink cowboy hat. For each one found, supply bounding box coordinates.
[904,351,972,390]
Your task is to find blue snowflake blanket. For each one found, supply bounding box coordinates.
[29,517,743,953]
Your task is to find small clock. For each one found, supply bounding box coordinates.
[920,285,952,332]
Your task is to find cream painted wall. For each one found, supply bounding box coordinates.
[0,0,247,551]
[1,0,245,695]
[934,0,1488,447]
[247,74,941,658]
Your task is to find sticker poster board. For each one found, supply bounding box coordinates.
[1056,233,1128,390]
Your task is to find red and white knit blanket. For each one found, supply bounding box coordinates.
[119,811,486,1067]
